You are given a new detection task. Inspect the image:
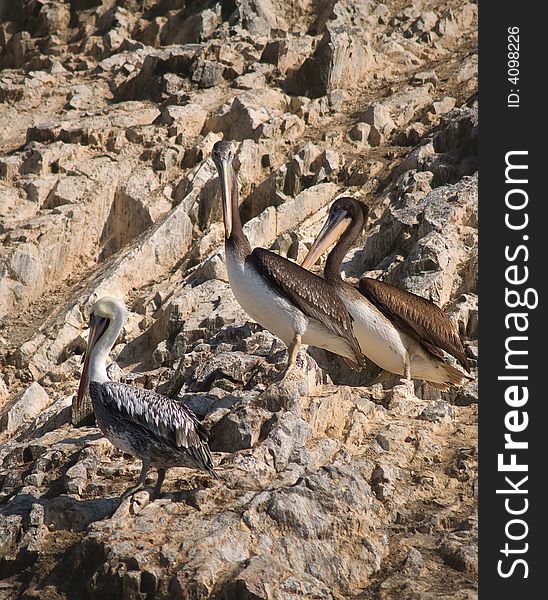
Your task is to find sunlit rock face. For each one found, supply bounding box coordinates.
[0,0,477,597]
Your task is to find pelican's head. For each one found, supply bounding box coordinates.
[75,297,128,410]
[211,140,235,238]
[301,197,369,269]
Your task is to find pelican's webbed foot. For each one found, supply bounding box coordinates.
[121,459,150,501]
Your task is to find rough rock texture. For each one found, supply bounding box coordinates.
[0,0,477,598]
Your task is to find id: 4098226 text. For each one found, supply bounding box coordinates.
[507,26,520,108]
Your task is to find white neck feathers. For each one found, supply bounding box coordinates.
[88,303,126,384]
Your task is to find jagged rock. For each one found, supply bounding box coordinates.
[233,67,267,90]
[277,183,338,234]
[230,0,280,36]
[362,103,396,146]
[456,55,477,84]
[438,537,478,574]
[209,403,271,452]
[260,35,316,76]
[393,107,477,187]
[0,376,8,403]
[191,351,262,392]
[282,142,322,196]
[101,168,169,257]
[0,1,477,597]
[433,96,457,115]
[403,548,425,575]
[288,27,374,98]
[20,141,83,176]
[397,121,425,146]
[25,102,161,147]
[446,293,478,338]
[328,88,349,111]
[279,113,305,140]
[383,85,434,127]
[25,175,58,205]
[67,84,96,110]
[243,206,277,250]
[0,382,50,435]
[417,400,455,423]
[0,154,23,179]
[113,46,200,101]
[221,555,332,599]
[191,58,225,88]
[8,242,43,286]
[301,97,330,125]
[313,149,342,184]
[204,89,287,142]
[409,11,438,37]
[435,5,477,39]
[431,108,478,170]
[155,103,207,137]
[349,122,371,146]
[230,139,269,198]
[413,70,438,85]
[358,173,477,305]
[161,8,220,45]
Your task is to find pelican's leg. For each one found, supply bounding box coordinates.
[398,353,414,392]
[403,356,411,380]
[121,458,150,500]
[278,333,302,381]
[154,468,166,497]
[267,339,279,360]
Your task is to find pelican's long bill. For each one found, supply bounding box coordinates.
[211,141,234,239]
[301,206,351,270]
[75,313,109,410]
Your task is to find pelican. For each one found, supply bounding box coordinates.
[210,141,367,377]
[76,297,216,498]
[301,197,471,390]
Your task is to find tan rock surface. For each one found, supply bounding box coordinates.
[0,0,477,598]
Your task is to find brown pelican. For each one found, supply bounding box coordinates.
[211,141,366,377]
[301,197,471,390]
[76,297,216,499]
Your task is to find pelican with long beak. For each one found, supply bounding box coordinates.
[211,141,367,377]
[301,197,472,390]
[76,297,216,498]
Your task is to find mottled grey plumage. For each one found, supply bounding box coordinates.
[76,297,216,500]
[90,380,215,476]
[249,248,366,369]
[357,278,471,372]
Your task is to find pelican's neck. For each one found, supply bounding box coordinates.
[226,162,251,258]
[89,309,125,384]
[324,213,364,281]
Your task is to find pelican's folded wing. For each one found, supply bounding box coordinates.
[249,248,366,369]
[90,381,215,473]
[358,277,470,371]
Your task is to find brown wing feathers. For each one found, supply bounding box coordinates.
[249,248,366,369]
[358,278,470,371]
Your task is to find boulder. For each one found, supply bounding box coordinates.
[0,383,51,435]
[288,27,375,98]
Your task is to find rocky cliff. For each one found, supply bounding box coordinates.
[0,1,477,598]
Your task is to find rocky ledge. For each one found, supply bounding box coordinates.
[1,1,477,598]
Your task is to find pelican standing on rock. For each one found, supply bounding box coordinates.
[301,197,472,390]
[211,141,367,377]
[76,297,216,498]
